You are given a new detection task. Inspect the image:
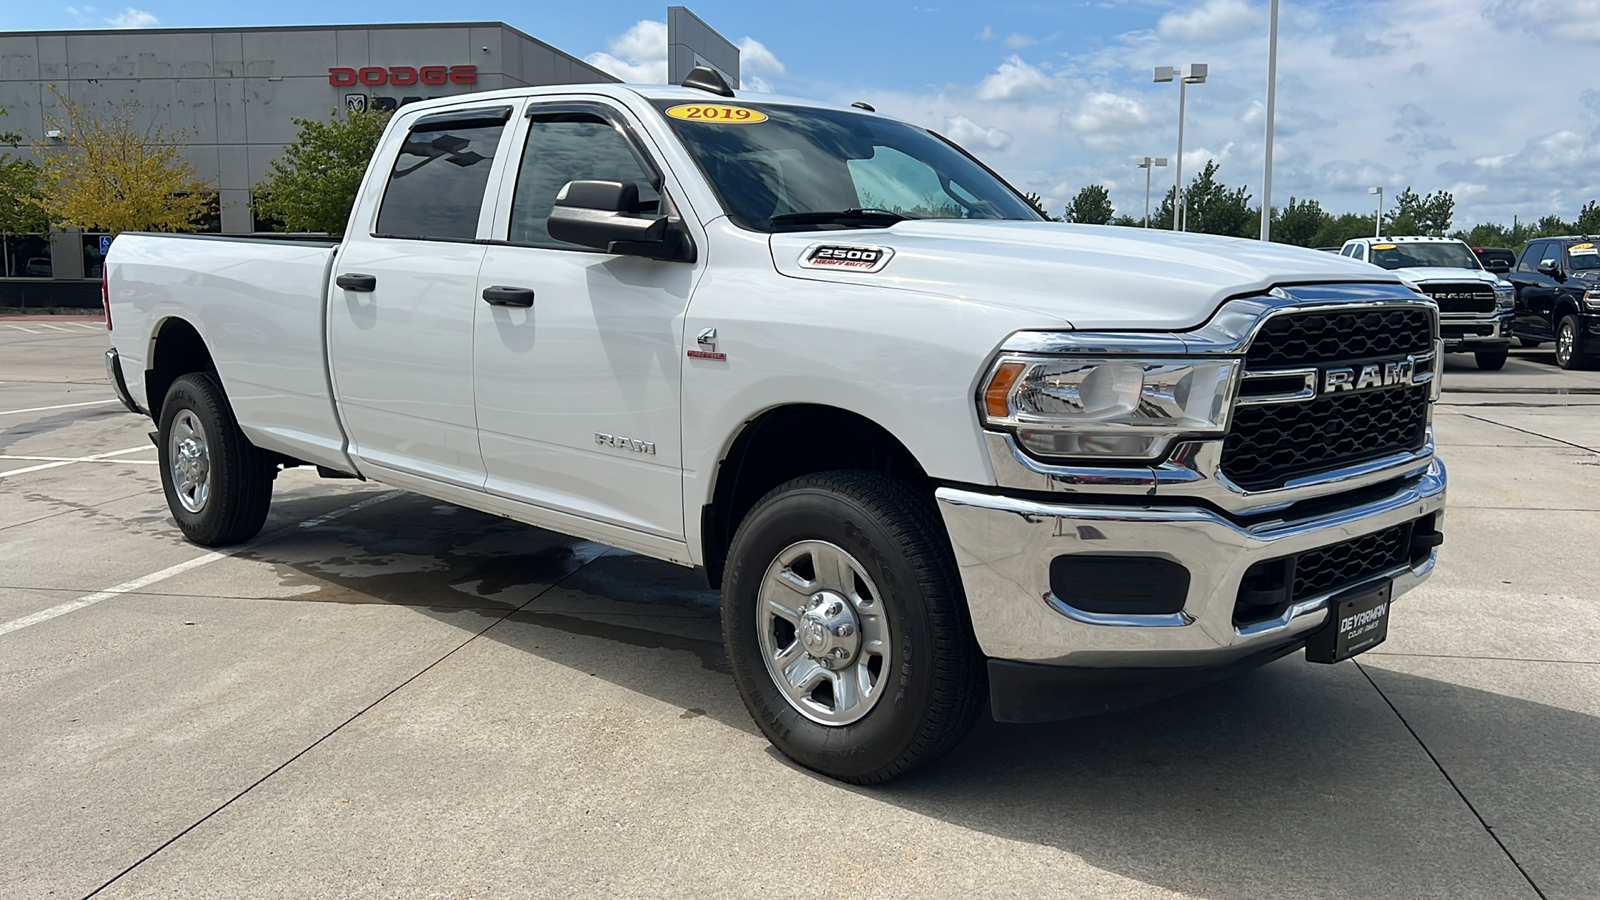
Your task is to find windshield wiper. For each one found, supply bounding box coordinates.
[768,208,918,227]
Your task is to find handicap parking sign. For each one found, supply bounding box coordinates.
[99,235,112,255]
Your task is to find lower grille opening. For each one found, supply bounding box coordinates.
[1232,517,1439,629]
[1049,555,1190,616]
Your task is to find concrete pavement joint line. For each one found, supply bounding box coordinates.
[0,490,404,637]
[1461,413,1600,456]
[0,398,120,416]
[1367,651,1600,666]
[0,446,152,479]
[1354,661,1549,900]
[79,542,607,900]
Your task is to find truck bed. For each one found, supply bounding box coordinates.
[107,233,353,472]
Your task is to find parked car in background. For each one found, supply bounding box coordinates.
[1340,236,1514,369]
[1506,236,1600,369]
[1472,247,1516,274]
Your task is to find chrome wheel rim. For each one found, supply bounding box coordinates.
[756,540,892,726]
[1558,321,1575,366]
[168,409,212,514]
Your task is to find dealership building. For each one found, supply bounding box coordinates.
[0,9,739,307]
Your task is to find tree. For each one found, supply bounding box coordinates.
[1310,212,1379,249]
[1270,197,1330,247]
[33,90,214,235]
[0,110,48,236]
[1063,184,1114,225]
[1156,161,1255,238]
[1107,214,1141,227]
[254,108,390,234]
[1576,200,1600,235]
[1384,187,1453,236]
[1020,191,1061,222]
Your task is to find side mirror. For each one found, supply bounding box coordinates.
[547,180,692,261]
[1538,261,1564,280]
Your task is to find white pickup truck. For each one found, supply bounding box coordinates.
[104,72,1448,783]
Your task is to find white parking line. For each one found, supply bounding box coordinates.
[36,323,70,332]
[0,454,157,465]
[0,398,119,417]
[6,324,41,334]
[71,322,104,330]
[0,446,151,479]
[0,490,404,637]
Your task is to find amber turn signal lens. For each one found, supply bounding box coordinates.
[984,362,1026,420]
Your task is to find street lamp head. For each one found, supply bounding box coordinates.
[1153,66,1177,83]
[1368,186,1383,195]
[1153,157,1168,167]
[1181,63,1208,84]
[1137,157,1168,168]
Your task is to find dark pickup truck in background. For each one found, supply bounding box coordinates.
[1473,247,1516,274]
[1506,236,1600,369]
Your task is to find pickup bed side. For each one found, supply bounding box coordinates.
[110,233,352,473]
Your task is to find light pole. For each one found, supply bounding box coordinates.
[1154,63,1208,232]
[1260,0,1279,241]
[1369,186,1384,237]
[1135,157,1168,228]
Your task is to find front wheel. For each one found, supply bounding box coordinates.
[1556,316,1596,370]
[157,372,275,546]
[722,471,986,784]
[1474,348,1509,370]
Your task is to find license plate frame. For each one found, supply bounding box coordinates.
[1305,581,1392,664]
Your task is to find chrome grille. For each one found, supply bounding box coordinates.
[1224,306,1435,492]
[1419,282,1495,315]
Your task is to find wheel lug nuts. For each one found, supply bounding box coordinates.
[834,624,854,637]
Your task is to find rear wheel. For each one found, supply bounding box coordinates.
[157,372,274,546]
[1474,348,1509,370]
[1556,316,1596,370]
[722,471,985,784]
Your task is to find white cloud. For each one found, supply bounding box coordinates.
[585,22,784,90]
[1157,0,1257,41]
[976,24,994,41]
[1487,0,1600,40]
[1071,92,1149,132]
[737,37,786,77]
[943,115,1012,150]
[66,4,157,27]
[584,20,668,83]
[1003,33,1038,49]
[108,7,158,27]
[975,56,1054,101]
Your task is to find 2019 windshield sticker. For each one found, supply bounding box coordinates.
[665,104,769,124]
[799,244,894,273]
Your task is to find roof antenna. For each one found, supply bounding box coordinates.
[680,65,734,98]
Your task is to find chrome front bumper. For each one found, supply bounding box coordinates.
[935,459,1446,668]
[1440,311,1511,348]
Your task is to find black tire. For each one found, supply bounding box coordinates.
[722,471,986,784]
[1518,337,1544,348]
[1556,315,1596,370]
[1474,348,1509,370]
[157,372,274,546]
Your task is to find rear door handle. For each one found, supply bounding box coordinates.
[482,285,535,308]
[336,273,376,292]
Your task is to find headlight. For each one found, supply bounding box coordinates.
[980,356,1240,461]
[1494,281,1515,309]
[1585,287,1600,310]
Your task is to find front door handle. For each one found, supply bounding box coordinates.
[482,285,535,308]
[336,273,377,292]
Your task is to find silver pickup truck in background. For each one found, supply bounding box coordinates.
[105,72,1448,783]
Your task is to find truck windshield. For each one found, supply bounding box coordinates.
[651,100,1041,233]
[1368,242,1482,270]
[1568,245,1600,270]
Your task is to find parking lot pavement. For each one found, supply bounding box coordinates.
[1,326,1595,899]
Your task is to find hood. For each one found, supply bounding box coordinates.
[1389,266,1500,285]
[768,220,1402,331]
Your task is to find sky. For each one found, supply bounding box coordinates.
[6,0,1598,228]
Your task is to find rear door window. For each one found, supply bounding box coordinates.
[374,108,510,241]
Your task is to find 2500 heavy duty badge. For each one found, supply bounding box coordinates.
[799,244,893,273]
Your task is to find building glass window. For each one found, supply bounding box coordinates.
[2,234,52,278]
